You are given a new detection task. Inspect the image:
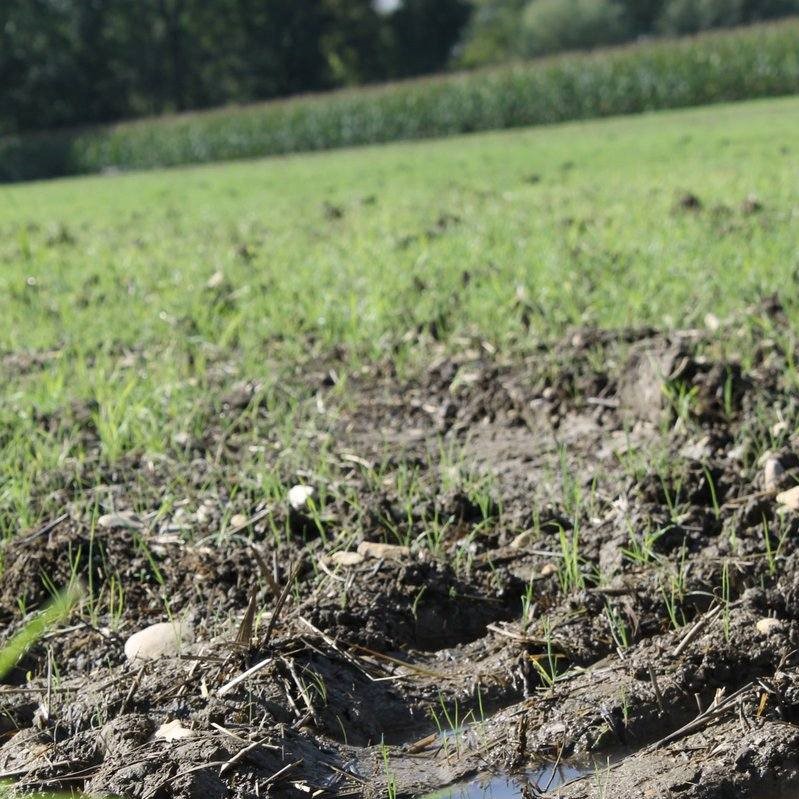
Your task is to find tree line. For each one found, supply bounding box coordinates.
[0,0,470,134]
[2,0,797,135]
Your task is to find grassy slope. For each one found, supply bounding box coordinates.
[0,95,798,535]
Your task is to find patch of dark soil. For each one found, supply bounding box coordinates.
[305,557,523,652]
[674,191,703,211]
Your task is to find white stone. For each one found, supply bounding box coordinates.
[288,484,315,511]
[510,532,533,549]
[764,457,784,492]
[756,617,784,636]
[124,622,192,663]
[206,270,225,289]
[704,313,720,332]
[777,486,799,511]
[154,719,195,742]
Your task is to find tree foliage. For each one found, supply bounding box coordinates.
[0,0,469,134]
[520,0,629,56]
[458,0,799,65]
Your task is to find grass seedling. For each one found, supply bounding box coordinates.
[411,586,427,620]
[662,379,698,429]
[422,512,453,558]
[605,604,630,652]
[660,552,688,631]
[661,584,685,631]
[530,618,561,688]
[702,466,721,522]
[379,739,398,799]
[721,561,731,643]
[592,757,612,799]
[762,514,790,575]
[0,584,81,680]
[622,521,665,565]
[301,668,328,706]
[438,694,461,738]
[722,367,735,419]
[557,524,584,593]
[658,470,684,524]
[619,688,631,726]
[521,579,536,630]
[304,496,328,544]
[559,447,583,519]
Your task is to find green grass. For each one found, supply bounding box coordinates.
[0,94,798,541]
[2,18,799,181]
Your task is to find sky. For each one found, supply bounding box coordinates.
[373,0,403,14]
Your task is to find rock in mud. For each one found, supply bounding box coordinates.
[97,512,143,531]
[756,617,784,636]
[776,486,799,511]
[764,457,785,492]
[124,621,192,663]
[510,531,533,549]
[154,719,195,741]
[357,541,411,561]
[328,550,365,567]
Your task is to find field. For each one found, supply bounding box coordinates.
[1,95,799,798]
[2,18,799,182]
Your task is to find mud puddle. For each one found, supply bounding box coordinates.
[423,760,609,799]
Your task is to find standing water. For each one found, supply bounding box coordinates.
[422,760,610,798]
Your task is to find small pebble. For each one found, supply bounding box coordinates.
[98,512,142,531]
[704,313,720,332]
[764,457,784,492]
[756,617,784,636]
[154,719,195,742]
[329,551,364,567]
[357,541,410,561]
[776,486,799,511]
[288,484,314,511]
[510,532,533,549]
[206,270,225,289]
[229,513,248,529]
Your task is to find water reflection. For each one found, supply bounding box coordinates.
[423,760,605,798]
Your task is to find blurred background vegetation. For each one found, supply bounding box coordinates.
[3,0,799,136]
[459,0,799,65]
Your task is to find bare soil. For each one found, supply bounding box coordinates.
[3,301,799,798]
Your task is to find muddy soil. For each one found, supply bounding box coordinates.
[3,300,799,798]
